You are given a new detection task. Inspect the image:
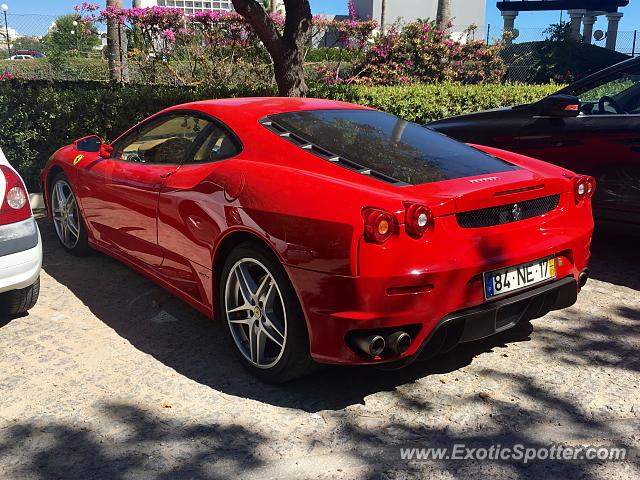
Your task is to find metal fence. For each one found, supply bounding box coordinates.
[1,13,57,39]
[486,24,639,56]
[483,25,638,82]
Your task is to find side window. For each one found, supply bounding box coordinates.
[114,114,211,164]
[189,123,240,164]
[574,66,640,115]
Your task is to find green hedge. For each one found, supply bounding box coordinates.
[0,80,562,190]
[326,83,562,124]
[0,58,111,82]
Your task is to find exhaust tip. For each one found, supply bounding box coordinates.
[387,331,412,355]
[354,334,386,357]
[579,269,589,288]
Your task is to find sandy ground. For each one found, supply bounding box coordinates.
[0,218,638,479]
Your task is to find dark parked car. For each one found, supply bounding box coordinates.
[429,57,640,232]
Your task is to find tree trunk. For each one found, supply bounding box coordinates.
[132,0,142,6]
[436,0,452,29]
[380,0,386,34]
[233,0,311,97]
[107,0,129,83]
[274,45,307,96]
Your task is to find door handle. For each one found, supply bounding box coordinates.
[160,171,174,179]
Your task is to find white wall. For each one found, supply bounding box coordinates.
[354,0,486,30]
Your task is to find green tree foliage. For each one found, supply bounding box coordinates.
[42,14,100,58]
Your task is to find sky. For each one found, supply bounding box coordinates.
[5,0,640,33]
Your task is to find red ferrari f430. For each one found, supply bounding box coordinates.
[42,98,594,382]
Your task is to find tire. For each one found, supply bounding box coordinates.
[0,277,40,316]
[49,172,91,256]
[218,241,317,383]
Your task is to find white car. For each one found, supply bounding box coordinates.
[9,54,34,60]
[0,147,41,316]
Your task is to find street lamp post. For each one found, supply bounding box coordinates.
[72,20,79,53]
[1,4,10,58]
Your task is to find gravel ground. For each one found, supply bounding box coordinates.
[0,218,639,480]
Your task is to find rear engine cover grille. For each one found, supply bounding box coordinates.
[456,194,560,228]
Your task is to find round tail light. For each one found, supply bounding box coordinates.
[363,208,397,244]
[574,175,596,204]
[7,186,27,210]
[404,203,433,239]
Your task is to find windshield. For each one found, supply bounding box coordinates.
[270,109,518,185]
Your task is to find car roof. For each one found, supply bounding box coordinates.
[161,97,373,124]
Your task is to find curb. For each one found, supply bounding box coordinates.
[29,193,45,211]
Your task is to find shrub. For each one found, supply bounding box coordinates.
[305,48,355,63]
[327,20,505,86]
[0,79,561,190]
[326,82,561,124]
[0,58,110,82]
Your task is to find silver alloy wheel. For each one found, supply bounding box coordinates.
[224,258,288,369]
[51,179,81,250]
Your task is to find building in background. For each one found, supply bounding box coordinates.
[136,0,287,15]
[354,0,487,38]
[138,0,233,14]
[0,26,18,41]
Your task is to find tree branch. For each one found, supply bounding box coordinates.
[231,0,283,57]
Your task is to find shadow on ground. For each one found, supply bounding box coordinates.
[37,219,640,412]
[37,219,539,411]
[0,380,637,479]
[0,401,267,480]
[589,230,640,290]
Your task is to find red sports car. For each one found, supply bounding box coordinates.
[41,98,594,382]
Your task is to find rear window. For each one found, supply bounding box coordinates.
[270,109,518,185]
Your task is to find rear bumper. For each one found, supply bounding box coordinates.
[291,266,583,365]
[0,219,42,294]
[0,217,39,256]
[446,276,577,343]
[287,196,592,365]
[410,276,577,363]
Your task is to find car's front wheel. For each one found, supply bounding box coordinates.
[50,172,91,256]
[218,241,316,383]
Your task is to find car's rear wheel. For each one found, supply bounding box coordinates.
[219,241,316,383]
[0,277,40,316]
[50,172,91,256]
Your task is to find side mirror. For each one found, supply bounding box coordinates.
[74,135,102,152]
[73,135,113,158]
[537,94,581,118]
